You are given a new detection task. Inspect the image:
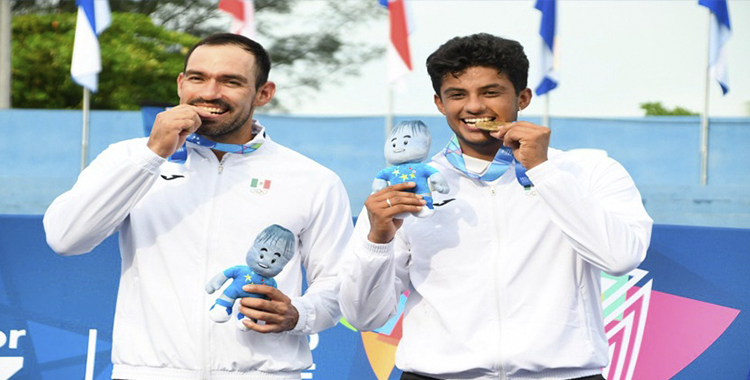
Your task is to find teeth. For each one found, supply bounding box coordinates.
[463,117,494,124]
[199,106,224,114]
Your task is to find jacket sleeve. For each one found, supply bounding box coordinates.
[338,207,411,331]
[43,140,164,256]
[526,154,653,276]
[289,174,354,335]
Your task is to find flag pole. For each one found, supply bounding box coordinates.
[543,93,550,127]
[700,10,711,186]
[81,87,90,172]
[386,85,394,139]
[0,0,11,109]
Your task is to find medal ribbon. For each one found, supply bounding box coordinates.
[442,135,532,187]
[169,133,264,164]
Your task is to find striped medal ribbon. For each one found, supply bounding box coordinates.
[442,135,532,187]
[169,133,264,164]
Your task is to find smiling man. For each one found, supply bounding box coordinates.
[340,33,653,380]
[44,34,353,380]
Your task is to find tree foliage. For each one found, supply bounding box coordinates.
[9,0,385,110]
[11,12,197,110]
[640,101,699,116]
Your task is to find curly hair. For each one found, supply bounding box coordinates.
[426,33,529,97]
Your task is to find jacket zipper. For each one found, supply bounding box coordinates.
[203,155,228,379]
[489,183,506,380]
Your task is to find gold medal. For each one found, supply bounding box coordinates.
[475,120,510,131]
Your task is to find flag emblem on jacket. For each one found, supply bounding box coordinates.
[250,178,271,195]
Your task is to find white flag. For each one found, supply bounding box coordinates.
[71,0,111,93]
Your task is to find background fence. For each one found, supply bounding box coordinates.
[1,109,749,228]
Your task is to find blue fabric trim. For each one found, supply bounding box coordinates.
[215,298,233,308]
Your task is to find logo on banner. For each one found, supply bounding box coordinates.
[602,269,652,380]
[0,329,26,380]
[343,269,740,380]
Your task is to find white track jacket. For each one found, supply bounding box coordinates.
[340,148,652,380]
[44,125,352,380]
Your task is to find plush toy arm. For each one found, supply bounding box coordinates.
[428,172,450,194]
[205,272,229,294]
[372,178,389,193]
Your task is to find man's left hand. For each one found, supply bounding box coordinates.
[491,121,550,170]
[239,285,299,333]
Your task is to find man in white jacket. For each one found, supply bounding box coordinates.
[339,33,652,380]
[44,33,352,380]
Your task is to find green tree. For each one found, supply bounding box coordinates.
[11,12,197,109]
[640,101,699,116]
[10,0,385,110]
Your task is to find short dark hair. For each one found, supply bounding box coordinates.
[183,33,271,90]
[426,33,529,96]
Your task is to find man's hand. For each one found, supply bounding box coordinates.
[147,105,212,158]
[238,285,299,333]
[364,182,425,244]
[491,121,550,170]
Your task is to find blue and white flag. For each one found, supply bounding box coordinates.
[71,0,111,93]
[534,0,557,96]
[699,0,731,95]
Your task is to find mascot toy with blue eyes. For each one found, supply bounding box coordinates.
[206,224,295,330]
[373,120,450,218]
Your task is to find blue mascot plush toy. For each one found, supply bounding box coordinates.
[205,224,295,330]
[373,120,450,218]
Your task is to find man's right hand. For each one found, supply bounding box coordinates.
[364,182,425,244]
[147,105,211,158]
